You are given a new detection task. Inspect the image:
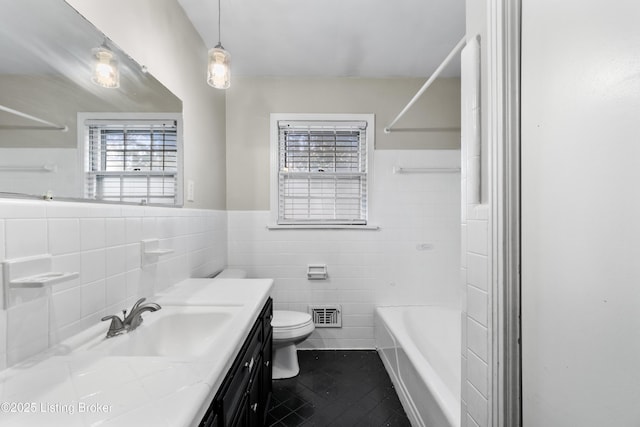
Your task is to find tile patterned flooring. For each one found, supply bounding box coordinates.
[267,350,411,426]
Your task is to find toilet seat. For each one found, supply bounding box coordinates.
[272,310,315,341]
[272,310,312,328]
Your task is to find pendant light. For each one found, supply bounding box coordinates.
[207,0,231,89]
[91,44,120,89]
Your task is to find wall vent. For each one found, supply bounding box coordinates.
[308,305,342,328]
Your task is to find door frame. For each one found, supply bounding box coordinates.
[487,0,521,425]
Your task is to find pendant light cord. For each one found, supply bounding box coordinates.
[217,0,222,45]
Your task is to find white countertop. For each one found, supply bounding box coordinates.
[0,278,273,427]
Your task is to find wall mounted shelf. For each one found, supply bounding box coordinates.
[9,272,79,288]
[2,254,79,308]
[141,239,174,266]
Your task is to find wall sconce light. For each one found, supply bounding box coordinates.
[207,0,230,89]
[91,45,120,89]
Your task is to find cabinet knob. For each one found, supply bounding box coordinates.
[265,360,270,367]
[251,403,258,412]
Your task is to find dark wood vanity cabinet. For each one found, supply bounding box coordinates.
[200,298,273,427]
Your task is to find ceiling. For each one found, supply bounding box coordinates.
[177,0,466,78]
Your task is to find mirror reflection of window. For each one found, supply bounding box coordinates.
[79,113,182,206]
[0,0,183,203]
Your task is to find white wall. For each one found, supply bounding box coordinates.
[522,1,640,425]
[66,0,227,210]
[228,150,461,348]
[0,199,227,369]
[226,77,461,210]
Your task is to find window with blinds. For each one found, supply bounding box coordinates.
[84,119,178,205]
[277,120,369,225]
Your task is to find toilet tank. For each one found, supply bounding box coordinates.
[214,269,248,279]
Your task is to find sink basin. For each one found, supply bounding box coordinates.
[80,305,244,358]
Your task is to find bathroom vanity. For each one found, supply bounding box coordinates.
[199,298,273,427]
[0,278,274,426]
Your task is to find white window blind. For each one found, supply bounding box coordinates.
[85,119,178,204]
[278,120,368,225]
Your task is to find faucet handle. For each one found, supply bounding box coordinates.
[101,314,125,338]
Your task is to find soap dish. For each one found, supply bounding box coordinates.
[10,272,80,288]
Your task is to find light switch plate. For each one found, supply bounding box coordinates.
[187,180,195,202]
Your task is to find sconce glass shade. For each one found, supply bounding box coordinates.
[207,44,231,89]
[91,47,120,89]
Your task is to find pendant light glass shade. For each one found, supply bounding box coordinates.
[207,43,231,89]
[91,46,120,89]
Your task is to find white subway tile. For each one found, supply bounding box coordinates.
[120,205,145,218]
[85,204,121,218]
[467,413,480,427]
[126,269,142,299]
[45,202,88,218]
[0,219,5,262]
[7,297,49,366]
[467,286,488,327]
[105,218,126,247]
[106,246,126,278]
[125,218,142,244]
[81,249,106,285]
[157,217,177,238]
[467,220,488,255]
[460,354,468,404]
[125,243,141,271]
[80,218,106,251]
[49,286,82,329]
[0,309,6,370]
[81,279,106,318]
[466,381,488,427]
[461,402,468,427]
[5,219,48,259]
[105,274,127,308]
[0,200,47,218]
[48,218,80,255]
[461,224,468,268]
[142,217,158,239]
[467,253,488,291]
[467,349,488,398]
[467,317,488,362]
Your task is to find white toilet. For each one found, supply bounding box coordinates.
[271,310,315,379]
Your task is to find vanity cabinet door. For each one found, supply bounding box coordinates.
[261,329,273,424]
[230,393,248,427]
[199,298,272,427]
[246,355,262,427]
[259,298,273,425]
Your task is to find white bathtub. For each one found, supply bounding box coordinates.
[375,305,461,427]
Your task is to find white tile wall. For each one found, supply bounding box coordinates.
[0,199,227,367]
[460,14,491,426]
[5,219,48,259]
[0,309,6,371]
[228,150,461,349]
[461,195,491,427]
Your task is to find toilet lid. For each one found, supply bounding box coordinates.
[272,310,313,329]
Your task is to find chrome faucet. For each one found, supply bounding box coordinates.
[123,297,161,330]
[101,297,161,338]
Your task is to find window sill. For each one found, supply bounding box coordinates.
[266,224,380,231]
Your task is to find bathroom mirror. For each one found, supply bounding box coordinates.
[0,0,183,205]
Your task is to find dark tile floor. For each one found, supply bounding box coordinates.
[267,350,411,427]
